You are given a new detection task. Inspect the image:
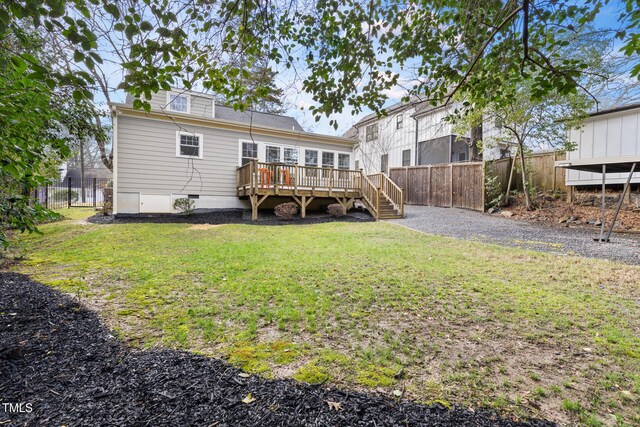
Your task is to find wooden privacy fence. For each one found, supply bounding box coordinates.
[390,162,485,211]
[390,151,565,213]
[485,151,566,194]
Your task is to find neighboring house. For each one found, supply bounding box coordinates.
[564,102,640,188]
[110,89,361,215]
[350,100,514,175]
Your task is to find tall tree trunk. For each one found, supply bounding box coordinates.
[518,140,533,210]
[470,122,482,161]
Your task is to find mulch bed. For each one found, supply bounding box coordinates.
[88,209,375,226]
[497,192,640,233]
[0,272,555,426]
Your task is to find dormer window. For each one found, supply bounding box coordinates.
[167,91,190,113]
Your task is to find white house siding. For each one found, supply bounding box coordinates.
[126,89,216,118]
[115,113,355,214]
[566,107,640,186]
[354,103,509,174]
[355,107,417,175]
[416,106,454,141]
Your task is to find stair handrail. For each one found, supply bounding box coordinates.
[359,172,379,219]
[379,172,404,217]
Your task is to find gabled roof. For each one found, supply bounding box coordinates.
[587,101,640,118]
[111,104,355,147]
[214,104,304,131]
[353,96,428,128]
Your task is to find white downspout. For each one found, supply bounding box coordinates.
[111,106,118,215]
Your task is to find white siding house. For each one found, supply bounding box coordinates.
[565,103,640,187]
[111,89,357,214]
[350,100,513,175]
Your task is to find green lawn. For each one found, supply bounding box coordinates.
[11,210,640,426]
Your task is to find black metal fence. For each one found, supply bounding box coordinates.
[35,177,111,210]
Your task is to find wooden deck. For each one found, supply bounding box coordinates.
[237,161,405,220]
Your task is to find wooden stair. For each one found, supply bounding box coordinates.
[359,172,405,220]
[377,193,403,219]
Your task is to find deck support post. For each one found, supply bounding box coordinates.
[250,194,269,221]
[566,185,573,204]
[603,162,636,242]
[334,197,355,211]
[598,164,607,241]
[292,195,314,219]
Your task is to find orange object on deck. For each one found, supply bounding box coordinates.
[279,168,291,186]
[257,168,272,188]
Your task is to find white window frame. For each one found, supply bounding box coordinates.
[265,145,282,163]
[176,131,203,159]
[396,115,404,130]
[166,91,191,114]
[338,153,350,169]
[237,139,302,166]
[240,141,258,165]
[322,151,335,168]
[304,149,319,167]
[283,147,299,164]
[365,123,378,142]
[402,149,411,166]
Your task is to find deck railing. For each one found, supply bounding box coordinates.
[237,161,404,219]
[380,173,404,217]
[359,173,379,218]
[237,161,362,193]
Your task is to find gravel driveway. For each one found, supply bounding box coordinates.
[388,205,640,265]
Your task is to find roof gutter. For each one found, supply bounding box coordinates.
[111,104,356,147]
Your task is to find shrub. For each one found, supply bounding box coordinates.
[274,202,298,220]
[102,201,112,216]
[173,198,195,215]
[327,203,346,217]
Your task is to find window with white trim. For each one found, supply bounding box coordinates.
[396,115,403,129]
[322,152,334,168]
[305,150,318,167]
[241,141,258,165]
[365,124,378,141]
[338,153,350,169]
[284,147,299,164]
[402,149,411,166]
[167,92,189,113]
[176,132,203,158]
[266,145,281,163]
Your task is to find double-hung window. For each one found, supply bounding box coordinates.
[241,141,258,165]
[402,149,411,166]
[305,150,318,167]
[365,124,378,142]
[167,92,190,113]
[176,132,203,158]
[305,149,319,178]
[396,115,403,129]
[266,145,281,163]
[322,152,334,168]
[322,152,334,178]
[338,153,350,180]
[338,153,350,169]
[284,147,299,164]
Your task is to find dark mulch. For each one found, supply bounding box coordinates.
[87,208,375,225]
[0,272,556,426]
